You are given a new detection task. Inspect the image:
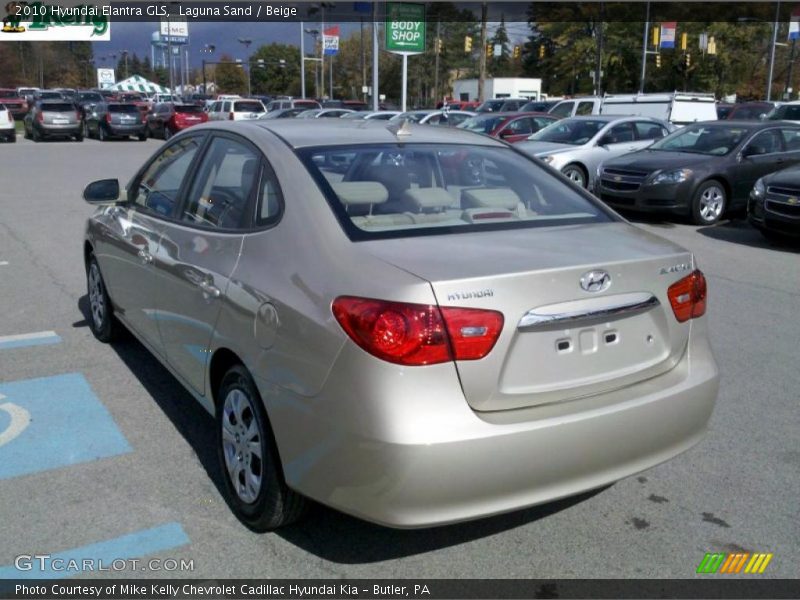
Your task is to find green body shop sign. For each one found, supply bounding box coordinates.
[385,2,426,54]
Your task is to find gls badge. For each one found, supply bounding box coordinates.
[660,263,691,275]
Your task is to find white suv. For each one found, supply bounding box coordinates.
[208,98,266,121]
[0,104,16,142]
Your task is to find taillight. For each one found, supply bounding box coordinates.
[667,270,707,323]
[332,296,503,365]
[75,111,81,121]
[105,113,111,124]
[36,111,43,122]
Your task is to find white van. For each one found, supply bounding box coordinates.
[600,92,717,126]
[548,97,603,118]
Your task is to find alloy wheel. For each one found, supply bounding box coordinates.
[699,185,725,222]
[88,262,106,331]
[221,388,263,504]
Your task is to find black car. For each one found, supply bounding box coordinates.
[748,166,800,240]
[84,102,147,141]
[75,90,104,118]
[596,121,800,225]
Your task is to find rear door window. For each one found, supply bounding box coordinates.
[234,101,264,113]
[550,101,574,118]
[576,101,595,115]
[634,121,667,140]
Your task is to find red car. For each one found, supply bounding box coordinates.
[0,88,28,118]
[146,102,208,139]
[458,111,559,143]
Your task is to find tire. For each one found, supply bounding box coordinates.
[138,131,147,142]
[562,164,588,189]
[164,126,173,140]
[32,126,41,142]
[217,365,308,531]
[98,126,107,142]
[24,125,30,139]
[75,132,83,142]
[86,254,120,343]
[83,121,89,138]
[691,180,727,225]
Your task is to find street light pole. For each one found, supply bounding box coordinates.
[639,1,650,93]
[300,22,306,98]
[238,38,252,96]
[767,0,781,101]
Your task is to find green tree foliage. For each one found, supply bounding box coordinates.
[0,41,94,88]
[489,16,514,76]
[214,54,248,95]
[249,43,301,96]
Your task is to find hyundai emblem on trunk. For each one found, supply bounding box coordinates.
[580,270,611,293]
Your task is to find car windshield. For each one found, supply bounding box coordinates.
[650,124,750,155]
[458,115,507,134]
[108,104,139,113]
[39,92,63,99]
[528,119,607,145]
[79,93,103,102]
[175,104,203,113]
[234,101,264,112]
[298,144,612,241]
[0,90,19,98]
[42,103,74,112]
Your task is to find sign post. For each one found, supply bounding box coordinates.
[385,2,426,112]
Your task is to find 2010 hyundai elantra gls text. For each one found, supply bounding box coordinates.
[81,120,719,530]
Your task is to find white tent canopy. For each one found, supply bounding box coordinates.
[108,75,170,94]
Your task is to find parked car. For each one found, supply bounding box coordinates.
[81,119,718,530]
[517,116,673,188]
[258,107,310,119]
[75,90,105,119]
[340,110,401,121]
[599,92,718,127]
[208,98,266,121]
[147,103,208,139]
[595,121,800,224]
[389,110,476,127]
[725,101,775,121]
[23,100,82,141]
[748,166,800,241]
[716,102,734,120]
[16,86,40,100]
[84,102,147,141]
[0,88,28,118]
[520,100,559,113]
[764,101,800,123]
[475,97,529,113]
[54,87,77,100]
[0,104,16,142]
[265,98,321,112]
[35,90,66,101]
[549,97,603,118]
[295,108,356,119]
[457,111,558,143]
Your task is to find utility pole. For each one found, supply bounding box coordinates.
[320,5,325,99]
[434,21,441,104]
[372,2,379,111]
[478,2,487,102]
[361,17,366,101]
[767,0,781,101]
[639,1,650,93]
[300,22,306,98]
[786,38,797,98]
[594,4,604,96]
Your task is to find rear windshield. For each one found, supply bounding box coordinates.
[175,104,203,113]
[79,93,103,102]
[0,90,18,98]
[39,92,63,99]
[42,103,74,112]
[298,144,613,240]
[234,101,264,112]
[108,104,139,113]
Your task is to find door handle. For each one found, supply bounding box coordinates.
[137,249,153,264]
[198,279,221,298]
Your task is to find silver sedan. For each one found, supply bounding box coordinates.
[516,116,675,189]
[81,120,719,530]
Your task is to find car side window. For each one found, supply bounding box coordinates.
[257,164,283,226]
[604,122,636,144]
[132,137,201,217]
[507,117,533,134]
[550,102,574,118]
[634,121,666,141]
[576,101,595,116]
[747,129,783,155]
[532,117,553,132]
[780,127,800,151]
[182,137,260,230]
[784,105,800,120]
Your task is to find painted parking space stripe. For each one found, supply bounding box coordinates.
[0,373,131,480]
[0,522,189,579]
[0,260,8,266]
[0,330,61,350]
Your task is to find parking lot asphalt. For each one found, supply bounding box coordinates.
[0,134,798,580]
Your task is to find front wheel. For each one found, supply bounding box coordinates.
[562,164,588,189]
[217,365,308,531]
[138,131,147,142]
[98,126,107,141]
[87,254,120,343]
[692,181,727,225]
[164,126,173,140]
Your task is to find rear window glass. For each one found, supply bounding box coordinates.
[108,104,139,113]
[175,104,203,113]
[234,101,264,113]
[298,144,613,241]
[42,103,74,112]
[0,90,18,98]
[39,92,63,99]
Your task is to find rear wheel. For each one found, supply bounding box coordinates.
[138,131,147,142]
[32,126,41,142]
[86,254,120,343]
[164,126,173,140]
[83,121,90,138]
[74,132,83,142]
[692,180,727,225]
[98,126,107,141]
[217,365,308,531]
[562,164,588,188]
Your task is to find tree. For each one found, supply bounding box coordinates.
[489,16,514,77]
[249,43,302,96]
[214,54,248,94]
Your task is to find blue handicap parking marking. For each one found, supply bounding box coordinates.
[0,522,190,579]
[0,373,132,480]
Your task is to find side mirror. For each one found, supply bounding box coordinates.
[83,179,121,204]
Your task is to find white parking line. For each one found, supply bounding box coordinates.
[0,261,8,266]
[0,330,62,350]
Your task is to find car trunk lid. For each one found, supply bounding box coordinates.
[363,222,693,411]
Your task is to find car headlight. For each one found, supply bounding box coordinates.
[649,168,692,185]
[752,177,766,198]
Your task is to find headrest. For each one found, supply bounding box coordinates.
[462,187,521,210]
[241,158,258,191]
[402,187,455,211]
[331,181,389,206]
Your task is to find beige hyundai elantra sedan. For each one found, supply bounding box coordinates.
[82,120,719,530]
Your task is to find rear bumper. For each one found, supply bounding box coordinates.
[107,124,147,136]
[38,123,80,136]
[262,324,719,528]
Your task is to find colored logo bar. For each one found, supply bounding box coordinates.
[697,552,773,574]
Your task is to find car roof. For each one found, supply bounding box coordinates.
[207,119,509,149]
